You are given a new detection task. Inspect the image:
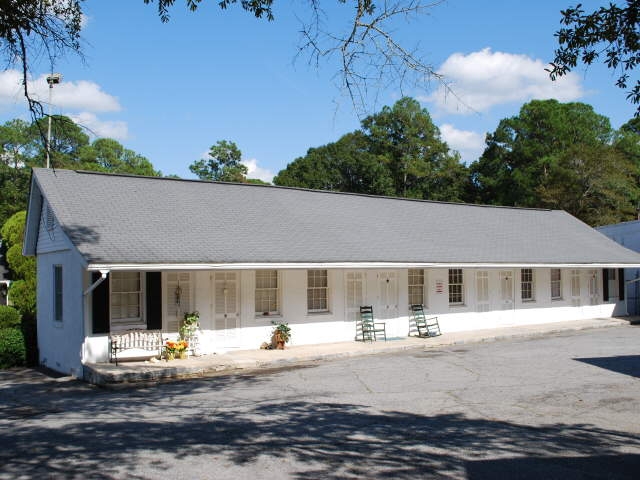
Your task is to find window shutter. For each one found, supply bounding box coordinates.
[92,272,110,334]
[146,272,162,330]
[602,269,609,301]
[618,268,625,301]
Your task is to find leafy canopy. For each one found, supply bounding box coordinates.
[274,97,471,202]
[470,99,640,226]
[549,1,640,114]
[189,140,248,182]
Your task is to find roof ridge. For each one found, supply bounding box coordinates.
[41,168,554,213]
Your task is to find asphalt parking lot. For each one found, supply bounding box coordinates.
[1,326,639,479]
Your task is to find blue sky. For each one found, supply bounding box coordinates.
[0,0,636,181]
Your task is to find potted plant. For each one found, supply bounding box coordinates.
[271,321,291,350]
[180,311,200,355]
[164,340,177,360]
[176,340,189,359]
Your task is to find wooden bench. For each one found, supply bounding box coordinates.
[109,329,165,366]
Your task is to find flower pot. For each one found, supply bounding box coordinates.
[179,351,188,360]
[166,352,175,361]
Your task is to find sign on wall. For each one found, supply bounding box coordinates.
[435,280,444,294]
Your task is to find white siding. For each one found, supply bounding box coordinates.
[37,247,86,377]
[36,199,74,254]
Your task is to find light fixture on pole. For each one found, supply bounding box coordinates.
[45,73,62,169]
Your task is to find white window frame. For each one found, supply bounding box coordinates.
[448,268,464,306]
[110,271,144,330]
[551,269,562,300]
[408,268,426,307]
[255,269,280,316]
[53,265,63,323]
[307,269,329,313]
[521,268,535,302]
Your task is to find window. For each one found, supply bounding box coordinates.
[53,265,63,322]
[521,268,535,302]
[607,268,620,299]
[408,269,425,306]
[111,271,143,328]
[550,269,562,300]
[448,268,464,305]
[307,269,329,313]
[255,270,279,315]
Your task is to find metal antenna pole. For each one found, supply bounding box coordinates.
[45,73,62,169]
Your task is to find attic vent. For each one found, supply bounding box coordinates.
[45,204,55,231]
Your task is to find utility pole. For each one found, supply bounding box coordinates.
[45,73,62,169]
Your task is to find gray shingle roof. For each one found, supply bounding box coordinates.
[28,168,640,266]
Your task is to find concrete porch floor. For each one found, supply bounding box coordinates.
[83,317,634,386]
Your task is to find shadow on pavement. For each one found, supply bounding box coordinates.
[574,355,640,378]
[1,368,638,479]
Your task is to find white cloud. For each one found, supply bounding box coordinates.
[242,158,275,183]
[439,124,485,163]
[0,70,121,112]
[69,112,128,140]
[425,48,584,114]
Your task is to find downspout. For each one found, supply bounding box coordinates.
[624,276,640,316]
[83,270,110,296]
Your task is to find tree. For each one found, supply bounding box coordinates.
[189,140,248,182]
[549,1,640,114]
[275,97,470,202]
[1,211,36,317]
[274,131,395,195]
[3,1,447,119]
[79,138,161,176]
[470,99,639,226]
[361,97,469,201]
[0,119,35,227]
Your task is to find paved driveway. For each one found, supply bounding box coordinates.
[1,326,639,479]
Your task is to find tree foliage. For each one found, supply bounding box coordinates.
[189,140,248,182]
[549,1,640,114]
[470,99,640,226]
[1,211,36,316]
[275,97,470,201]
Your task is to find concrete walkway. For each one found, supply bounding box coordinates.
[83,317,633,386]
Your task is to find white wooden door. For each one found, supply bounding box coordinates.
[500,271,514,310]
[345,271,366,322]
[214,272,239,332]
[166,272,192,332]
[377,271,398,320]
[476,271,490,312]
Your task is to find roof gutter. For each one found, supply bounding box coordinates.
[83,270,110,296]
[85,262,640,271]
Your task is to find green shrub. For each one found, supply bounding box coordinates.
[8,279,36,317]
[0,328,26,368]
[0,305,21,329]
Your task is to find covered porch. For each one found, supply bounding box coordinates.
[82,316,631,385]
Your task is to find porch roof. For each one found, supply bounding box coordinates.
[25,168,640,268]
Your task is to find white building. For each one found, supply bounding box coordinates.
[597,220,640,315]
[23,168,640,377]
